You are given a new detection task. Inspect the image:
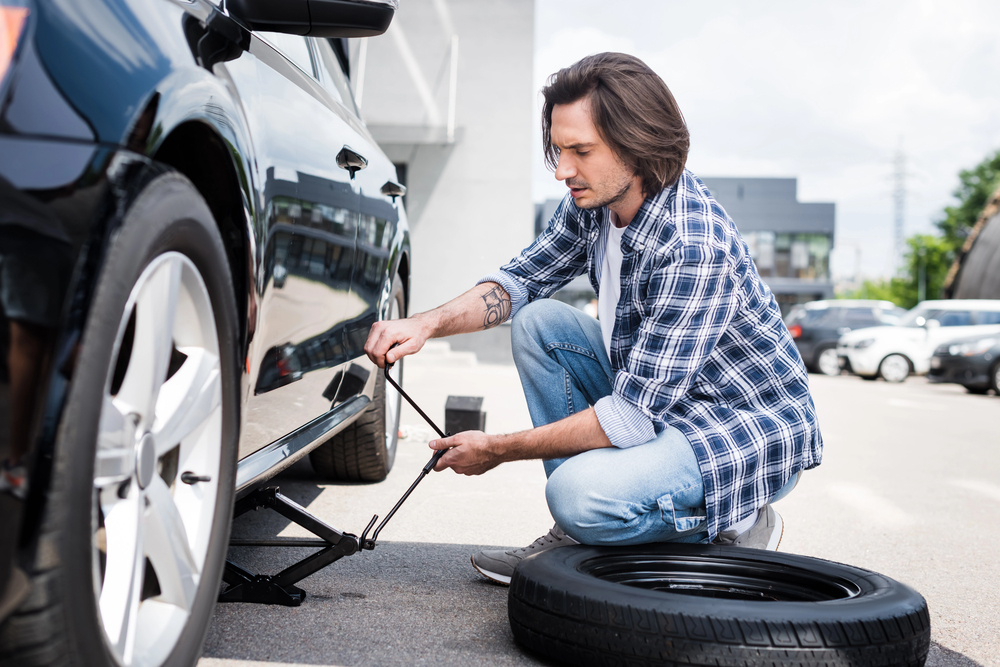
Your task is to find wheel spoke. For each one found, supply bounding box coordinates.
[95,396,137,487]
[153,348,221,456]
[117,258,181,428]
[99,489,145,663]
[144,477,200,610]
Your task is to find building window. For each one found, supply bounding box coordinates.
[744,232,830,281]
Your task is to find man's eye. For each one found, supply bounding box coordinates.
[577,151,589,156]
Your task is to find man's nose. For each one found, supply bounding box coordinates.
[554,154,575,181]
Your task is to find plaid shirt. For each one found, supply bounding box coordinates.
[481,170,823,538]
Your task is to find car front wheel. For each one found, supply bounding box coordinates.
[0,170,239,667]
[879,353,911,383]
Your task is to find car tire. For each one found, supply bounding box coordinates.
[814,345,841,376]
[965,385,989,395]
[509,543,930,667]
[878,354,911,383]
[0,170,240,667]
[310,276,405,482]
[991,361,1000,395]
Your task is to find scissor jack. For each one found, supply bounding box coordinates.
[219,362,449,606]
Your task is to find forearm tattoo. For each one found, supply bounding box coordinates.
[480,286,511,329]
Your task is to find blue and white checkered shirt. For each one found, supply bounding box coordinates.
[480,170,823,539]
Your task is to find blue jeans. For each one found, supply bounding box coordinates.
[511,299,795,546]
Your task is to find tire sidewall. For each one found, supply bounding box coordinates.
[511,543,927,627]
[50,171,239,667]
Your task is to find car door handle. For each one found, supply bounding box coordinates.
[337,146,368,179]
[381,180,406,201]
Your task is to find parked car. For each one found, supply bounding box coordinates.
[837,299,1000,382]
[0,1,409,665]
[928,333,1000,394]
[784,300,906,376]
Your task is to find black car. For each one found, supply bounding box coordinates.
[928,333,1000,394]
[784,299,906,376]
[0,1,409,665]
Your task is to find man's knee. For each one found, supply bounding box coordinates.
[511,299,570,358]
[545,461,613,543]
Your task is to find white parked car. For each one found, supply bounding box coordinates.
[837,299,1000,382]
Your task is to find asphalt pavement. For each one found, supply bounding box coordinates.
[199,341,999,667]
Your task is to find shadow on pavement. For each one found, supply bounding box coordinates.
[927,642,985,666]
[205,538,556,667]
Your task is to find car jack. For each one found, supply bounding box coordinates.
[219,362,449,606]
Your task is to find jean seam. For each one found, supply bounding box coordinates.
[563,369,574,415]
[545,342,600,360]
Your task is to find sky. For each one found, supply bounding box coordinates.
[532,0,1000,280]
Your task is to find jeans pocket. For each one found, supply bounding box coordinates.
[657,493,706,533]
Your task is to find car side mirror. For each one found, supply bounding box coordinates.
[227,0,396,38]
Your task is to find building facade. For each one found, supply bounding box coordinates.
[701,177,835,314]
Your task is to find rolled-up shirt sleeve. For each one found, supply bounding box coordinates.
[476,194,591,321]
[593,393,657,448]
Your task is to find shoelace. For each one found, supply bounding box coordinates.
[512,528,564,555]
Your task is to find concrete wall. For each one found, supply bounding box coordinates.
[358,0,536,314]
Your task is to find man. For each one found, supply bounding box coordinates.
[365,52,822,585]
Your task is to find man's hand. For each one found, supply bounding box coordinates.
[364,282,512,369]
[429,431,503,476]
[429,409,613,476]
[364,316,432,368]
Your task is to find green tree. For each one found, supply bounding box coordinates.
[839,235,953,308]
[936,149,1000,251]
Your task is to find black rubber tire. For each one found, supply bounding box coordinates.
[509,543,930,667]
[0,170,240,667]
[310,276,404,482]
[990,361,1000,395]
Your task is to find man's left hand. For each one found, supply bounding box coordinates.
[429,431,502,476]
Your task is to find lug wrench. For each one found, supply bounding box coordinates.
[359,357,451,550]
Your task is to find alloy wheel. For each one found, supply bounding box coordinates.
[92,252,223,667]
[879,354,910,383]
[817,348,841,376]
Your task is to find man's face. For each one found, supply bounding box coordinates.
[551,97,636,210]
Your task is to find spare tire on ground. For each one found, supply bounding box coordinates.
[509,543,929,667]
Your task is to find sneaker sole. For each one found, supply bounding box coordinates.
[766,511,784,551]
[470,556,512,586]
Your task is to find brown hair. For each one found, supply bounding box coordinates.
[541,52,689,196]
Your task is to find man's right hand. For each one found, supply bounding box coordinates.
[364,315,432,368]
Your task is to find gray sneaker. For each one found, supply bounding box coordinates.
[471,524,578,585]
[713,505,783,550]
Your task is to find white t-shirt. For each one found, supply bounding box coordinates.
[599,212,627,358]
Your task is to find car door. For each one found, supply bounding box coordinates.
[231,31,362,456]
[312,38,404,403]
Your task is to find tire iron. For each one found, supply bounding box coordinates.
[359,361,449,550]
